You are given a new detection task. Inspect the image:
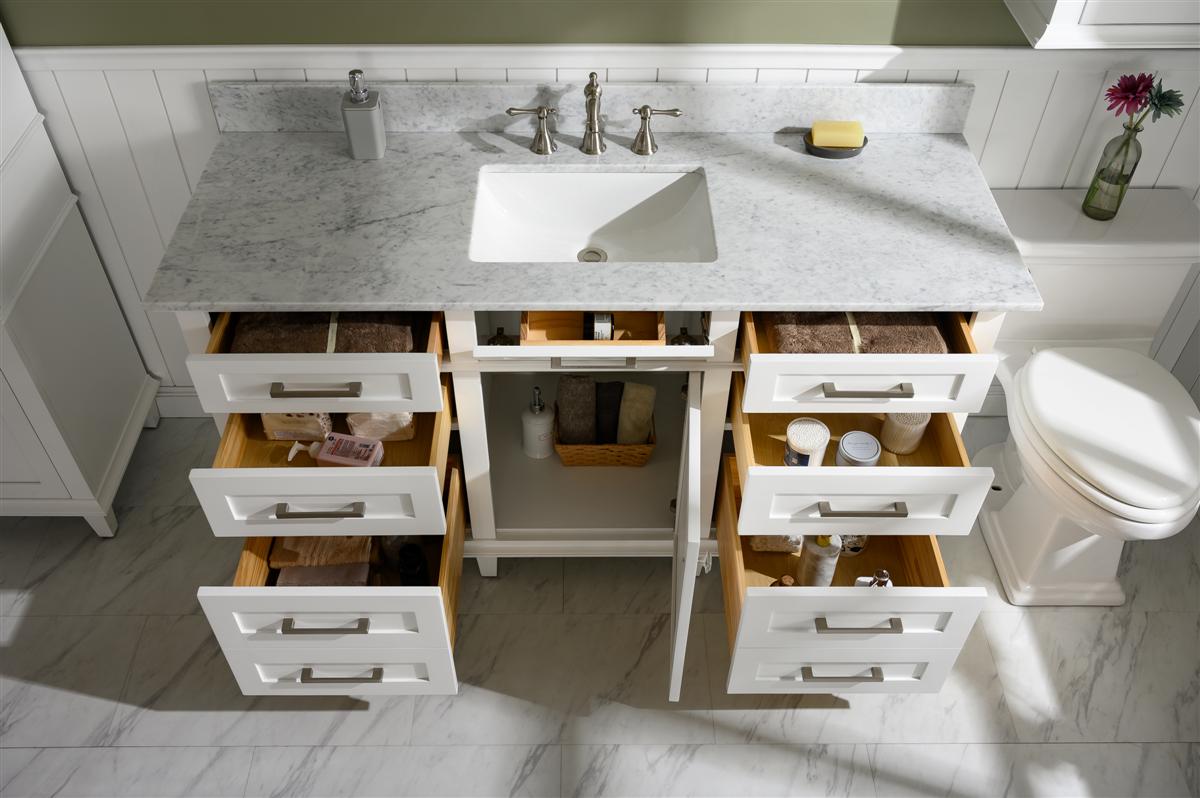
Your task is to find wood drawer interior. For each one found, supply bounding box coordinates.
[521,310,666,346]
[206,311,444,363]
[741,311,978,358]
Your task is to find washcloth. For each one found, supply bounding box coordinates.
[617,382,656,445]
[269,536,373,569]
[230,312,331,353]
[347,412,416,441]
[856,312,948,355]
[595,381,625,444]
[261,412,333,442]
[556,375,597,444]
[276,562,370,587]
[765,312,854,354]
[335,312,414,353]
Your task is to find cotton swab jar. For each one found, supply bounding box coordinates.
[784,417,831,467]
[881,412,932,455]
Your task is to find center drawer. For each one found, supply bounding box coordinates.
[187,312,444,414]
[716,457,986,695]
[197,467,466,696]
[740,311,997,413]
[190,380,452,537]
[473,311,715,364]
[730,373,992,537]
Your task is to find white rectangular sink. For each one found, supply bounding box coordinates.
[469,167,717,263]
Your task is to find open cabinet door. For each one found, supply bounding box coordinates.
[669,371,703,702]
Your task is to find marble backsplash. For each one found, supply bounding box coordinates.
[209,80,972,135]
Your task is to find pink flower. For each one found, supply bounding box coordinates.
[1105,73,1154,117]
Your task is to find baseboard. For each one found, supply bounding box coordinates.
[156,386,206,417]
[977,382,1008,417]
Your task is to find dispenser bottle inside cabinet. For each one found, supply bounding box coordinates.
[522,386,555,459]
[342,69,386,160]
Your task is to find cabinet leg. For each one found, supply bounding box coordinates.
[143,403,161,429]
[451,371,499,576]
[85,508,118,538]
[475,556,498,577]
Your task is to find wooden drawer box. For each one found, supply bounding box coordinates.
[187,312,444,414]
[717,457,986,694]
[730,373,992,537]
[473,311,714,363]
[740,311,997,414]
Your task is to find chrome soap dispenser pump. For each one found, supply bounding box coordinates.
[341,69,386,160]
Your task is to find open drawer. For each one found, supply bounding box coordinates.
[740,311,997,414]
[187,312,444,414]
[730,373,992,537]
[716,457,985,694]
[473,311,714,364]
[197,467,466,696]
[190,380,452,537]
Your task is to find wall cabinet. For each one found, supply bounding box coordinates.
[1005,0,1200,48]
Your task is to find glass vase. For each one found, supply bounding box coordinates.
[1082,123,1142,221]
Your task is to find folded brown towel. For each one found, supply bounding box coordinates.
[856,312,948,355]
[335,312,414,353]
[765,312,854,354]
[617,382,656,445]
[556,375,596,444]
[229,312,331,354]
[269,536,372,569]
[595,381,625,444]
[276,562,370,587]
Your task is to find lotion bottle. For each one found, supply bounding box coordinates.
[521,386,555,459]
[341,69,386,160]
[289,433,384,467]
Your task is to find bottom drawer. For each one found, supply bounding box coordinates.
[198,466,466,696]
[716,456,985,695]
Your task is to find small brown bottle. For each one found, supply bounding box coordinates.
[770,574,796,587]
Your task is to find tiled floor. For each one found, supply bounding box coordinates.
[0,416,1197,797]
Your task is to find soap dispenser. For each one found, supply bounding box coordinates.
[341,69,386,160]
[521,386,555,459]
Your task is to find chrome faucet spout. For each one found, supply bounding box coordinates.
[581,72,606,155]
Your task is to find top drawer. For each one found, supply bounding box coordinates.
[473,311,714,364]
[187,312,444,414]
[741,312,997,414]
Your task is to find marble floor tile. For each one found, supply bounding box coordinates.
[0,517,82,617]
[868,742,1198,798]
[563,558,726,614]
[0,746,253,797]
[104,615,414,747]
[242,745,560,797]
[459,557,564,614]
[0,615,145,747]
[412,613,714,745]
[561,743,875,797]
[981,610,1200,743]
[938,525,1019,613]
[1117,515,1200,612]
[8,505,241,617]
[703,615,1018,744]
[113,418,219,509]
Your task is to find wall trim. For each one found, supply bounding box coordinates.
[15,43,1200,73]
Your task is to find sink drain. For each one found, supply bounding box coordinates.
[577,247,608,263]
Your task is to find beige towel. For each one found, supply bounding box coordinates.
[617,382,656,444]
[276,562,370,587]
[765,312,854,354]
[269,536,372,569]
[856,312,948,355]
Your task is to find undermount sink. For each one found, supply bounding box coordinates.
[468,167,718,263]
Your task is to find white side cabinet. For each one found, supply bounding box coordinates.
[1005,0,1200,48]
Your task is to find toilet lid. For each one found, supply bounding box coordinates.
[1020,347,1200,510]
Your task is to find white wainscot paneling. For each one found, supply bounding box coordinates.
[956,69,1008,159]
[979,69,1057,188]
[1017,70,1106,188]
[154,69,220,190]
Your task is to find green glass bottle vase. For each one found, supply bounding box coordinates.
[1082,123,1142,221]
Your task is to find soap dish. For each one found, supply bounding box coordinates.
[804,131,868,159]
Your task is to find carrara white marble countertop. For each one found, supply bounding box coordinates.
[143,130,1041,312]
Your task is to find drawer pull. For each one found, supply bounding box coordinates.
[281,617,370,635]
[551,357,637,370]
[269,381,364,399]
[799,666,884,684]
[299,666,383,684]
[275,501,366,520]
[817,501,909,519]
[821,382,914,399]
[815,616,904,635]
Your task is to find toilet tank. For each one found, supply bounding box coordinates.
[993,189,1200,346]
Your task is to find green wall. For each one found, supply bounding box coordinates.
[0,1,1028,47]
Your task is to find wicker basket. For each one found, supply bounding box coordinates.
[553,417,656,467]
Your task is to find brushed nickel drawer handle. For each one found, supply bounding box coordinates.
[799,666,884,684]
[551,357,637,370]
[815,617,904,635]
[269,381,363,399]
[821,382,914,399]
[818,501,909,519]
[300,666,383,684]
[281,617,370,635]
[275,501,366,520]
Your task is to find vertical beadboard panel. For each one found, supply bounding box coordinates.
[1131,72,1200,187]
[1017,70,1106,188]
[707,68,758,83]
[105,70,192,246]
[979,70,1058,188]
[253,68,305,81]
[658,68,707,82]
[757,69,808,83]
[957,69,1008,159]
[205,68,255,82]
[154,69,220,191]
[607,68,658,82]
[456,68,507,82]
[856,69,908,83]
[806,69,857,84]
[1153,98,1200,197]
[907,69,958,83]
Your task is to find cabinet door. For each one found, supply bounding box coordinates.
[668,371,703,702]
[0,371,67,500]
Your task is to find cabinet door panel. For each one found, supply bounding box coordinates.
[668,371,702,702]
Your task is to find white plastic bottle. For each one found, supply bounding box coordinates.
[341,69,386,160]
[522,386,555,459]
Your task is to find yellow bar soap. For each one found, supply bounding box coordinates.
[811,120,864,148]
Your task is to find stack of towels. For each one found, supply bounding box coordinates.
[765,311,948,354]
[557,376,656,445]
[270,535,372,586]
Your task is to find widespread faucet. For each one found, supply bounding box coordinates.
[580,72,605,155]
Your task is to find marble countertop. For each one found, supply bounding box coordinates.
[144,131,1041,312]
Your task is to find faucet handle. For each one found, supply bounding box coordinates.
[631,105,683,156]
[633,106,683,119]
[506,106,558,156]
[507,106,557,118]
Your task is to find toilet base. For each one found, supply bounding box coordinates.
[974,443,1127,607]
